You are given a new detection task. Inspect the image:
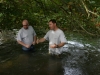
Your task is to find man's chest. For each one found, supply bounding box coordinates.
[49,31,60,40]
[21,29,33,38]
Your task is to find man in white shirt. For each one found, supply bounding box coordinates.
[37,19,67,55]
[17,20,36,51]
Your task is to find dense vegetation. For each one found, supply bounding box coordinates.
[0,0,100,36]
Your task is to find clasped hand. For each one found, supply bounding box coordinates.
[25,41,35,48]
[50,43,58,48]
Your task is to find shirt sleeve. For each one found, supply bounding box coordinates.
[59,31,67,43]
[33,28,36,36]
[31,26,36,37]
[16,30,22,41]
[44,31,49,41]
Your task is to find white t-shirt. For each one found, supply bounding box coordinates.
[16,26,36,45]
[44,29,67,55]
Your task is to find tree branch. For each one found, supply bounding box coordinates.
[81,0,99,18]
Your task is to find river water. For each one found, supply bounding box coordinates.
[0,31,100,75]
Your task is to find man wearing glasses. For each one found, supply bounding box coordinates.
[17,20,36,51]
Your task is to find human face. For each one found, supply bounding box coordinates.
[22,22,28,29]
[48,22,55,30]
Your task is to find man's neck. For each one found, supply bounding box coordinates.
[53,27,58,31]
[24,27,28,30]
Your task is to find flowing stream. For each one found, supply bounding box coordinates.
[0,31,100,75]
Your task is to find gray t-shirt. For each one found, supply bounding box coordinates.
[44,29,67,55]
[17,26,36,45]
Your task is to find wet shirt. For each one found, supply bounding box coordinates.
[16,26,36,45]
[44,29,67,55]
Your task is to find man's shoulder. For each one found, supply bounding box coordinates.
[29,25,33,28]
[57,29,63,33]
[45,30,52,35]
[19,28,23,32]
[29,25,34,30]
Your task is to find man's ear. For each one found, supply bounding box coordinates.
[54,23,56,26]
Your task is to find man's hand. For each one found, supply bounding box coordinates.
[36,37,39,44]
[17,40,30,48]
[25,44,30,48]
[50,43,57,48]
[36,37,46,44]
[32,41,36,45]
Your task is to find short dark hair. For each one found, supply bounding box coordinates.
[49,19,56,24]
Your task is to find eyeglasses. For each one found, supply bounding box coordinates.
[23,25,28,26]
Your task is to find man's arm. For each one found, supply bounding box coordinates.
[50,30,67,48]
[17,40,30,48]
[50,42,66,48]
[32,35,36,45]
[36,38,46,44]
[36,31,49,44]
[57,42,66,48]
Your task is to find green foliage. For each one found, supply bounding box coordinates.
[0,0,100,35]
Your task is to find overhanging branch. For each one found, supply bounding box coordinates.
[81,0,99,18]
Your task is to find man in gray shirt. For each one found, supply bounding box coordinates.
[37,19,67,55]
[17,20,36,51]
